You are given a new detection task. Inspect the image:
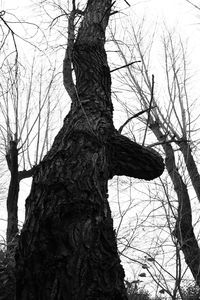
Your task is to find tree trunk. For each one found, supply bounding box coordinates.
[149,121,200,285]
[6,139,36,246]
[179,141,200,203]
[15,1,164,299]
[6,140,19,245]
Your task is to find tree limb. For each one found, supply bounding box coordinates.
[118,106,156,134]
[110,61,141,73]
[18,166,36,181]
[63,8,77,102]
[109,132,164,180]
[142,74,154,146]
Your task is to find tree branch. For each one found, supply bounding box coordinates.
[118,106,156,134]
[124,0,131,6]
[109,132,164,180]
[110,61,141,73]
[18,166,36,181]
[185,0,200,10]
[142,74,154,146]
[63,8,77,102]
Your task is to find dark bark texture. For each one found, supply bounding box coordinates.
[15,1,164,299]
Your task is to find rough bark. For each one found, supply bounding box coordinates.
[15,1,164,299]
[149,121,200,285]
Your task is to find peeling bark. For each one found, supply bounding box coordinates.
[15,1,164,299]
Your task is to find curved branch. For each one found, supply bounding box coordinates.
[118,106,156,134]
[109,133,164,180]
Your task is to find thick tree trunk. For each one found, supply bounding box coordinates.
[15,1,164,299]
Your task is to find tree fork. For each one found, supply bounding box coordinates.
[15,1,164,299]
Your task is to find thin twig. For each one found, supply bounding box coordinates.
[110,60,141,73]
[124,0,131,6]
[185,0,200,10]
[118,106,156,134]
[142,74,154,146]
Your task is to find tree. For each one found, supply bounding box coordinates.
[3,60,59,245]
[110,15,200,291]
[15,1,164,299]
[0,9,65,245]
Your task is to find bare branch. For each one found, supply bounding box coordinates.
[185,0,200,10]
[118,106,156,134]
[110,60,141,73]
[124,0,131,7]
[18,166,36,181]
[142,74,154,146]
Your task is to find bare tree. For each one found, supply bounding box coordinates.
[0,9,65,245]
[15,1,164,299]
[110,18,200,290]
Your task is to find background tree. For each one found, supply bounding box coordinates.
[109,14,200,296]
[15,0,163,299]
[0,9,66,245]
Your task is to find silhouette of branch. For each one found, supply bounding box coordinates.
[118,106,156,134]
[185,0,200,10]
[18,166,36,181]
[124,0,131,6]
[142,74,154,146]
[110,60,141,73]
